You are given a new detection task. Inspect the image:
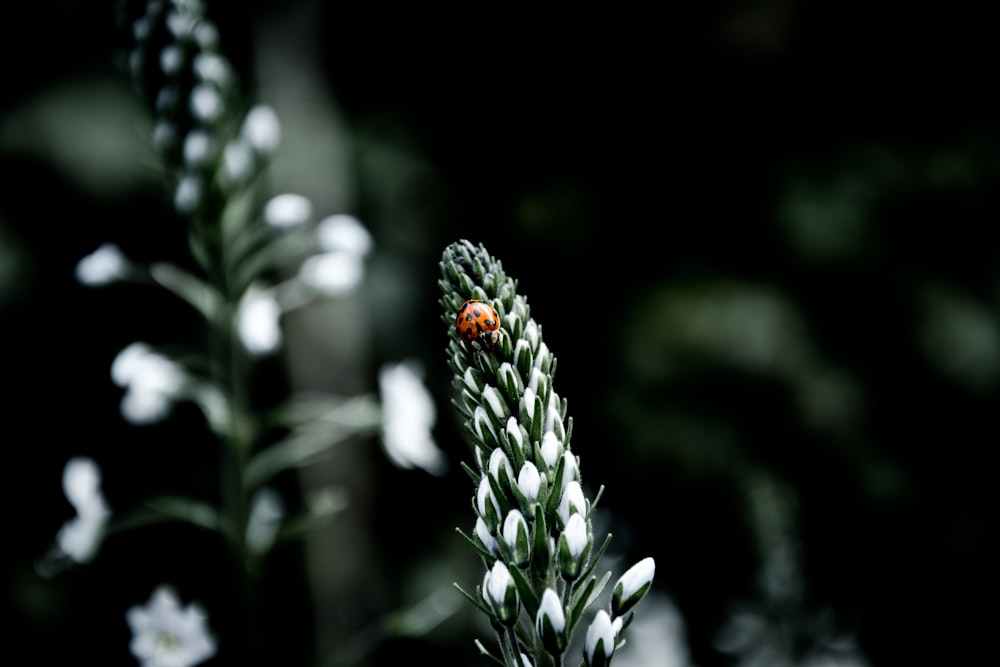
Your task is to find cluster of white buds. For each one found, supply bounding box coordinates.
[440,240,655,667]
[126,0,281,219]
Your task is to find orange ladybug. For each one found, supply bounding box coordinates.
[455,299,502,352]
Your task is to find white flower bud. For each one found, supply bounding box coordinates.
[584,610,617,667]
[540,431,563,470]
[475,517,497,555]
[612,556,656,617]
[505,417,524,454]
[483,560,519,625]
[558,481,586,526]
[517,462,541,504]
[535,588,566,653]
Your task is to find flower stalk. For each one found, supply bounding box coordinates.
[441,240,654,666]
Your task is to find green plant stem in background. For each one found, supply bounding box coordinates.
[439,240,654,667]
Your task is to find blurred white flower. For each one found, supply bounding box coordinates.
[182,130,213,167]
[246,487,284,554]
[264,193,312,228]
[166,9,196,38]
[221,138,254,186]
[317,214,373,257]
[297,251,364,295]
[55,457,110,563]
[192,52,230,85]
[152,121,178,152]
[126,586,216,667]
[111,342,185,424]
[75,243,128,286]
[193,23,220,51]
[174,175,203,214]
[613,593,690,667]
[160,45,183,75]
[189,84,222,123]
[378,361,446,475]
[237,285,282,355]
[242,104,281,155]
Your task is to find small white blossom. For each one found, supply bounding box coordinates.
[166,9,196,38]
[246,488,284,554]
[477,476,501,527]
[482,385,508,424]
[242,104,281,155]
[505,416,524,453]
[527,367,546,397]
[482,560,519,624]
[126,586,216,667]
[189,84,222,123]
[584,609,619,665]
[475,517,498,555]
[502,509,530,565]
[533,342,551,371]
[192,52,229,85]
[488,448,512,486]
[522,387,536,423]
[545,394,565,440]
[558,480,586,526]
[535,588,567,651]
[379,361,446,475]
[316,214,373,257]
[560,451,579,488]
[193,22,220,50]
[263,193,312,228]
[523,320,540,351]
[517,462,541,504]
[182,130,213,167]
[55,457,110,563]
[237,285,282,355]
[221,138,254,185]
[133,16,151,40]
[540,431,562,469]
[75,243,127,286]
[462,367,483,394]
[613,557,656,617]
[111,342,185,424]
[298,251,364,295]
[473,406,498,445]
[563,513,588,560]
[160,45,183,75]
[174,175,203,214]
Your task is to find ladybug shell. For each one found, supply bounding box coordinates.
[455,299,501,343]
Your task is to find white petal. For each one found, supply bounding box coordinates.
[316,214,373,257]
[263,193,311,228]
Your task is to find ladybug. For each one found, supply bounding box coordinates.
[455,299,502,352]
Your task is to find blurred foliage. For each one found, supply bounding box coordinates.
[3,1,998,666]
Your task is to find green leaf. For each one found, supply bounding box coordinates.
[507,561,541,620]
[473,639,506,667]
[149,262,222,321]
[456,583,493,618]
[143,495,221,531]
[245,395,380,489]
[275,486,349,542]
[456,526,498,561]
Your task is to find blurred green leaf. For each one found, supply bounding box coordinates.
[149,261,223,321]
